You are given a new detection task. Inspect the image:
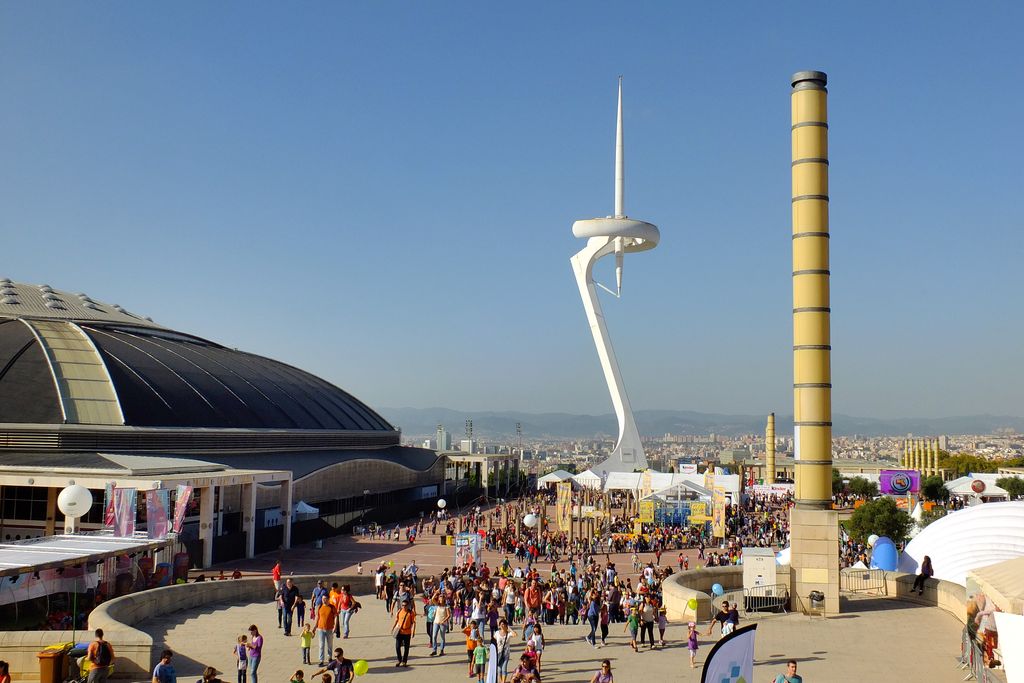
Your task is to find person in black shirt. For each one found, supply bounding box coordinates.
[277,578,301,635]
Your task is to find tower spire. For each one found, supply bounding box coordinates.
[614,75,624,218]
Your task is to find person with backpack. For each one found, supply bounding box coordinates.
[87,628,115,683]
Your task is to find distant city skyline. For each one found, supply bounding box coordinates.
[1,3,1021,419]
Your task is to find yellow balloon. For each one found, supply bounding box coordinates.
[388,560,394,568]
[687,598,698,610]
[353,660,369,677]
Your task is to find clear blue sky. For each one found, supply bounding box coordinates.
[2,2,1021,419]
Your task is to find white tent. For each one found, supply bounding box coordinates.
[573,469,602,490]
[967,556,1024,615]
[945,476,1009,500]
[293,500,319,520]
[536,470,575,490]
[900,501,1024,585]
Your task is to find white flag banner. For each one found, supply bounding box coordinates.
[701,623,757,683]
[485,643,497,683]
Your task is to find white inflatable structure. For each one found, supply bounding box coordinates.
[899,501,1024,586]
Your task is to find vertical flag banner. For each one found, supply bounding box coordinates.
[701,623,757,683]
[112,487,137,537]
[173,484,193,534]
[147,489,170,539]
[712,486,727,538]
[556,482,572,530]
[103,482,116,528]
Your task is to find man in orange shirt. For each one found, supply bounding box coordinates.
[86,628,115,683]
[315,594,338,667]
[391,598,416,668]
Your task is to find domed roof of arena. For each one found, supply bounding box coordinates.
[0,279,393,431]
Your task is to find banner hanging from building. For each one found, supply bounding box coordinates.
[146,489,171,539]
[880,469,921,495]
[112,487,137,537]
[103,482,116,528]
[638,499,655,523]
[173,484,193,534]
[555,482,572,530]
[712,486,727,538]
[700,623,757,683]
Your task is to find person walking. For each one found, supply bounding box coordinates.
[278,578,301,636]
[493,619,518,683]
[151,649,176,683]
[686,622,699,668]
[86,628,115,683]
[638,596,656,649]
[774,660,802,683]
[431,594,451,656]
[585,592,600,647]
[315,592,338,666]
[233,635,248,683]
[244,625,263,683]
[912,555,933,595]
[391,598,417,668]
[337,585,358,639]
[311,648,354,683]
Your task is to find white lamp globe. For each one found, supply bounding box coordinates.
[867,534,880,548]
[523,513,538,528]
[437,499,447,509]
[58,485,94,519]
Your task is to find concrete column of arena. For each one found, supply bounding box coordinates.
[789,69,840,615]
[765,413,776,484]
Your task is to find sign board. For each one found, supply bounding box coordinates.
[638,500,655,523]
[555,482,572,530]
[676,462,699,475]
[880,469,921,495]
[751,483,794,496]
[454,532,482,567]
[742,547,778,589]
[689,501,709,522]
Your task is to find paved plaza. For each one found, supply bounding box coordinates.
[138,587,969,683]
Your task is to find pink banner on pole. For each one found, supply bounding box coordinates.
[147,489,170,539]
[173,484,193,534]
[113,488,137,537]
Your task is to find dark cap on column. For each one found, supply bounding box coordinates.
[791,70,827,91]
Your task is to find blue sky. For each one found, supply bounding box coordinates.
[1,2,1021,419]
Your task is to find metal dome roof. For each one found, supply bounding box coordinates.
[0,280,394,432]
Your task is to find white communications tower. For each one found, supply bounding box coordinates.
[570,77,660,474]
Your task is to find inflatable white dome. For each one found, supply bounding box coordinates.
[899,501,1024,585]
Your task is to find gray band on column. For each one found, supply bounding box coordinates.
[793,306,830,313]
[792,194,829,203]
[792,158,830,166]
[793,232,830,239]
[793,269,830,276]
[792,121,828,130]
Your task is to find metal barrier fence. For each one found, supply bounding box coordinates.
[839,567,887,595]
[959,626,995,682]
[742,583,789,614]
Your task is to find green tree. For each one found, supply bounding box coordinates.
[921,475,949,502]
[847,496,914,545]
[996,477,1024,500]
[848,476,879,498]
[832,468,843,495]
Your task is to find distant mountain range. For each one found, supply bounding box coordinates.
[379,407,1024,440]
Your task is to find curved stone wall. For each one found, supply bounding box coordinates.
[86,575,374,679]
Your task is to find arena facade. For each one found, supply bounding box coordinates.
[0,279,443,566]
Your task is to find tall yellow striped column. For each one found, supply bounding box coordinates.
[903,440,909,468]
[766,413,776,484]
[791,70,832,508]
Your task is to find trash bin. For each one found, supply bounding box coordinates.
[439,535,447,545]
[38,648,68,683]
[313,539,324,550]
[808,590,825,611]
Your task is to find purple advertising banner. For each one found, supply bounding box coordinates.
[113,487,137,537]
[147,489,170,539]
[880,469,921,495]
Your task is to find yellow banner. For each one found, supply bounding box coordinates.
[712,486,727,538]
[556,481,573,530]
[689,501,708,522]
[638,499,655,523]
